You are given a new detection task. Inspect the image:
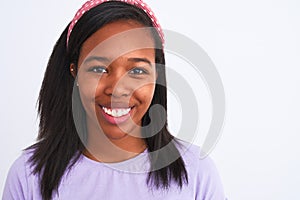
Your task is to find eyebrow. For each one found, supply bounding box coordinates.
[83,56,153,67]
[128,58,153,67]
[83,56,110,64]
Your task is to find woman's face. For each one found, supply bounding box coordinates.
[73,20,156,141]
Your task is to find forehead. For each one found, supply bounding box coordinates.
[78,20,156,64]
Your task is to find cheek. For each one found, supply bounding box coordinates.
[135,83,156,107]
[77,69,101,99]
[77,77,99,113]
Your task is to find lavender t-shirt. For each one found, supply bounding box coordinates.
[3,142,226,200]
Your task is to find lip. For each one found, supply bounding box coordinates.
[100,102,132,109]
[98,104,133,125]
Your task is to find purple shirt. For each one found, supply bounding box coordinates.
[3,142,226,200]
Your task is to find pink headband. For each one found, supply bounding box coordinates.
[67,0,164,47]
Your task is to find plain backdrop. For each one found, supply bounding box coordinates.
[1,0,300,199]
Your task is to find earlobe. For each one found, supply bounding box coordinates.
[70,63,76,78]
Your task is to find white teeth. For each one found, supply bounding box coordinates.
[112,109,117,116]
[102,107,131,117]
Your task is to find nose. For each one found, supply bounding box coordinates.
[103,72,131,98]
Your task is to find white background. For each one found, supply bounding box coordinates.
[1,0,300,199]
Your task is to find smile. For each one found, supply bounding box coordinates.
[99,105,133,125]
[102,106,131,117]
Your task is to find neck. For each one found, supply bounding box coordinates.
[83,119,147,163]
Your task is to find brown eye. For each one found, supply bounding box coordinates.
[88,66,108,73]
[129,67,149,75]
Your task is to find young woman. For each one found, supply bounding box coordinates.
[2,0,226,199]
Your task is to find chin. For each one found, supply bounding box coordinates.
[103,130,128,140]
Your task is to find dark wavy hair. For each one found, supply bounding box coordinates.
[27,1,188,199]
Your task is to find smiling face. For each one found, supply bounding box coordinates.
[72,20,156,150]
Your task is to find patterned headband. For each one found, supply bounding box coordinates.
[67,0,164,47]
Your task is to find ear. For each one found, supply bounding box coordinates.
[70,63,77,78]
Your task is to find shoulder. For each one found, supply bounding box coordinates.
[5,150,33,181]
[175,139,226,199]
[2,150,37,200]
[174,139,211,168]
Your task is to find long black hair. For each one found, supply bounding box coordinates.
[27,2,188,199]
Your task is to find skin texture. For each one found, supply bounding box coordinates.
[70,20,157,162]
